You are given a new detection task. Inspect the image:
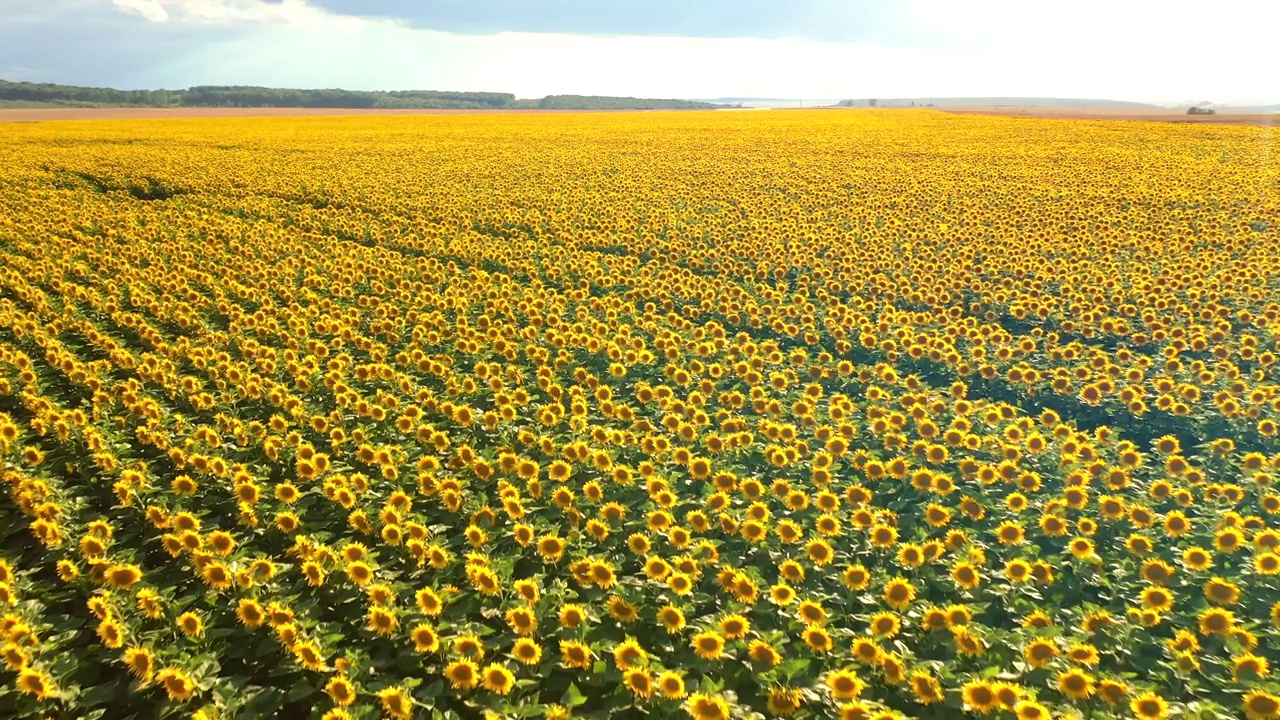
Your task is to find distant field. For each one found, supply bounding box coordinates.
[6,104,1274,127]
[0,100,106,110]
[942,106,1279,126]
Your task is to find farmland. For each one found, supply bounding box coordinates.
[1,110,1279,720]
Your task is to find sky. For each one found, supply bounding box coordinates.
[1,0,1277,104]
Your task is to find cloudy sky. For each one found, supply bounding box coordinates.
[2,0,1276,103]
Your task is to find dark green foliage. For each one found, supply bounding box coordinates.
[0,79,722,111]
[0,79,179,107]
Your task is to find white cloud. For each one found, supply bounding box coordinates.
[111,0,366,28]
[112,0,169,23]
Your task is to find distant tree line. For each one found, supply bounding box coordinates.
[0,79,721,110]
[0,80,180,107]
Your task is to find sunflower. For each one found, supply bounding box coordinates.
[512,637,541,665]
[909,671,944,704]
[882,577,916,609]
[687,693,731,720]
[1234,653,1270,681]
[797,599,828,625]
[453,635,485,659]
[445,659,479,690]
[925,503,952,527]
[1174,651,1200,673]
[410,624,439,653]
[1024,638,1057,668]
[1014,700,1049,720]
[1216,528,1245,553]
[806,538,834,566]
[850,637,881,665]
[1005,558,1032,583]
[843,564,871,590]
[645,556,672,580]
[1256,552,1280,575]
[96,618,124,649]
[770,583,797,606]
[921,606,950,631]
[537,535,566,562]
[105,563,142,589]
[1182,546,1213,571]
[869,612,901,638]
[559,604,587,629]
[1022,613,1050,632]
[658,670,687,699]
[962,680,998,714]
[613,638,647,669]
[1057,668,1095,700]
[1141,558,1175,585]
[608,596,640,622]
[827,668,864,699]
[1199,607,1236,635]
[346,561,374,586]
[293,640,325,671]
[155,667,194,701]
[748,639,782,667]
[658,604,687,633]
[326,676,356,706]
[869,524,898,548]
[946,604,973,627]
[880,652,907,685]
[481,663,515,694]
[505,606,538,635]
[560,641,592,669]
[953,628,984,656]
[993,682,1023,710]
[1204,577,1241,605]
[766,686,802,716]
[1068,537,1096,559]
[719,614,750,640]
[177,611,205,639]
[625,668,653,698]
[951,561,981,590]
[838,700,872,720]
[1067,642,1100,666]
[366,607,398,636]
[687,630,727,661]
[668,572,694,595]
[1244,691,1280,720]
[803,626,833,653]
[122,646,154,680]
[1140,586,1174,612]
[996,521,1025,545]
[1130,691,1169,719]
[415,587,443,615]
[379,686,413,719]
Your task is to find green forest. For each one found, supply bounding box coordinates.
[0,80,722,110]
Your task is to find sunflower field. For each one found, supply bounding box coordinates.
[0,110,1278,720]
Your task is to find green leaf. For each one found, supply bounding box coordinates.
[562,682,588,708]
[285,678,314,702]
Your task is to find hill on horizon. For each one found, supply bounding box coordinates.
[836,97,1163,108]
